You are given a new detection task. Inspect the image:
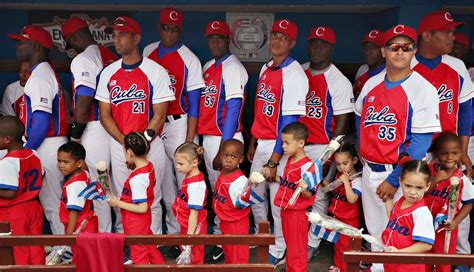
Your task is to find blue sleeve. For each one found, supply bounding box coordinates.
[386,132,433,187]
[187,89,201,118]
[458,100,472,136]
[273,115,300,154]
[355,115,360,148]
[222,98,242,141]
[75,85,95,98]
[25,111,51,150]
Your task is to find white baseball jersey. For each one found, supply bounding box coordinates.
[1,80,23,116]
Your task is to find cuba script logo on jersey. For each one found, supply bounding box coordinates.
[427,187,449,200]
[202,82,218,96]
[257,83,275,103]
[386,218,409,236]
[306,91,322,107]
[110,84,147,105]
[280,177,298,191]
[363,106,397,127]
[437,84,453,102]
[212,190,227,204]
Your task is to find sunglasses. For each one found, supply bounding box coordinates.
[385,43,415,52]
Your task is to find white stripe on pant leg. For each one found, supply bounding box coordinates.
[81,121,112,233]
[250,140,273,230]
[110,139,131,234]
[148,137,165,234]
[37,137,68,235]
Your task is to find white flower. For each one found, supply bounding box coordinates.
[249,172,265,184]
[450,176,460,186]
[95,161,107,172]
[328,139,341,151]
[308,212,322,224]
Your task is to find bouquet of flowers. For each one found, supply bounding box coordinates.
[444,176,460,253]
[320,172,363,193]
[46,219,88,265]
[239,169,267,195]
[286,135,345,208]
[95,161,113,199]
[176,223,202,265]
[308,212,390,251]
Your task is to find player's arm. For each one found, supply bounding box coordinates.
[108,196,148,213]
[340,174,359,204]
[187,209,199,235]
[246,136,257,162]
[458,99,472,176]
[25,110,51,149]
[446,203,472,231]
[66,210,79,235]
[390,242,432,253]
[0,159,20,199]
[0,189,16,199]
[99,101,125,144]
[147,102,169,138]
[70,86,94,141]
[186,88,201,142]
[332,113,351,137]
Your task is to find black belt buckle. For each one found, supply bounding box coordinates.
[165,114,182,123]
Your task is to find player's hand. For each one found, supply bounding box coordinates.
[459,153,473,178]
[444,219,459,231]
[387,246,399,252]
[434,169,450,184]
[266,167,278,182]
[246,144,256,163]
[298,179,308,191]
[107,196,121,208]
[340,172,350,184]
[376,180,397,202]
[212,153,222,171]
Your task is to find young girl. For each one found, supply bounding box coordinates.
[108,130,165,264]
[324,143,362,272]
[172,142,208,264]
[382,160,435,272]
[424,132,474,272]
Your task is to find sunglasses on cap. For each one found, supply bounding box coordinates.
[385,43,415,52]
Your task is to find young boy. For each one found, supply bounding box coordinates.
[57,142,98,236]
[0,116,45,264]
[212,139,263,264]
[273,122,320,272]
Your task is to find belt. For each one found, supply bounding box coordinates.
[165,114,184,123]
[366,162,398,173]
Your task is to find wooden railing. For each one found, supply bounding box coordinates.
[0,221,275,271]
[343,236,474,271]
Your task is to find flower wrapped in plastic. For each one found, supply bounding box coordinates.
[308,212,390,251]
[320,172,363,193]
[46,219,88,265]
[95,161,112,198]
[286,135,345,208]
[444,176,460,253]
[176,223,202,265]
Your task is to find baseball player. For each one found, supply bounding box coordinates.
[61,17,118,233]
[95,16,174,234]
[246,19,308,264]
[413,10,473,176]
[199,20,248,261]
[1,61,30,117]
[298,26,354,260]
[8,25,70,235]
[0,116,44,265]
[353,29,386,99]
[354,24,441,271]
[143,7,205,239]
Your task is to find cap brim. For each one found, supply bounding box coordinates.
[7,33,27,41]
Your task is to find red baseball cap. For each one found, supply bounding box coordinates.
[454,33,470,47]
[307,26,335,45]
[271,19,298,41]
[418,10,465,34]
[384,24,418,45]
[8,25,53,49]
[159,7,183,31]
[61,17,88,40]
[205,20,230,37]
[106,16,141,34]
[360,29,384,47]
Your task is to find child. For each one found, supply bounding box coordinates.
[0,116,45,264]
[273,122,319,272]
[108,130,165,264]
[58,141,98,236]
[424,132,474,272]
[172,142,208,264]
[213,139,263,264]
[325,143,362,272]
[382,160,435,272]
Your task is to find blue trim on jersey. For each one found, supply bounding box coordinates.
[0,184,18,190]
[274,115,300,154]
[214,53,232,67]
[187,89,201,119]
[398,103,414,157]
[187,204,203,210]
[461,198,474,204]
[222,98,242,140]
[76,85,95,97]
[121,58,142,70]
[180,65,189,113]
[355,115,360,148]
[458,100,472,136]
[25,110,50,150]
[158,42,182,59]
[368,63,386,78]
[412,235,435,245]
[266,55,295,70]
[415,54,441,70]
[52,92,61,135]
[384,74,410,90]
[132,198,148,204]
[148,80,154,121]
[217,79,226,133]
[66,204,84,212]
[31,63,39,71]
[250,190,264,203]
[325,91,333,140]
[352,188,362,197]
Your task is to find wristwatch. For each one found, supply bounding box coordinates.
[266,159,279,168]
